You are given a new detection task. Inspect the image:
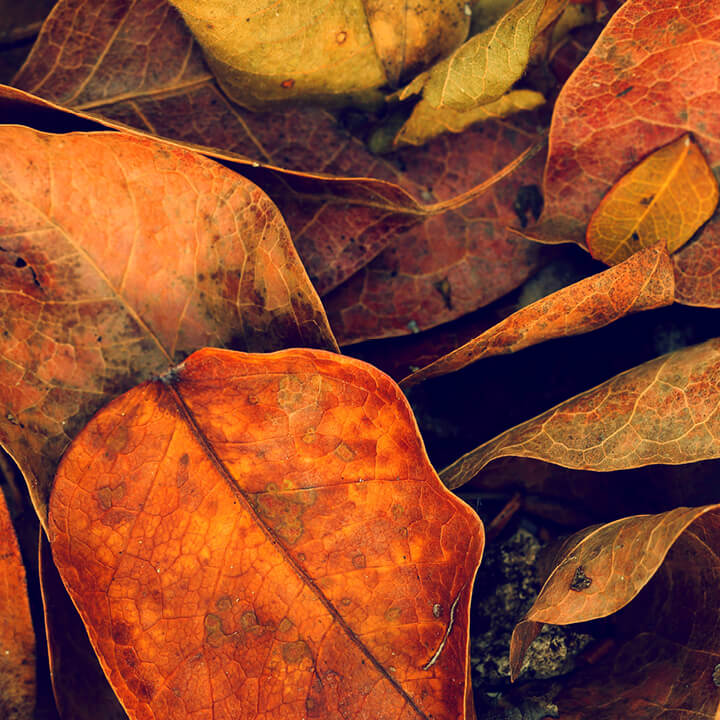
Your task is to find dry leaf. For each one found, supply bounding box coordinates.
[441,337,720,489]
[399,0,545,113]
[511,505,720,718]
[166,0,470,109]
[586,135,719,265]
[0,126,336,526]
[394,89,545,147]
[0,490,35,720]
[401,244,675,387]
[49,347,483,720]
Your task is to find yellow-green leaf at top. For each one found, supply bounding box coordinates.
[399,0,545,113]
[586,134,719,265]
[394,89,544,147]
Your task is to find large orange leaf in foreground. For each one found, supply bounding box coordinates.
[0,126,336,527]
[0,490,35,720]
[511,505,720,718]
[441,337,720,489]
[49,348,483,720]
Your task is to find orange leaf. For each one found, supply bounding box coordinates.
[510,505,720,718]
[49,348,483,720]
[586,135,719,265]
[441,337,720,489]
[0,490,35,719]
[400,244,675,387]
[0,126,336,527]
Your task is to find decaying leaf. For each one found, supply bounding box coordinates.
[0,126,336,526]
[586,134,719,265]
[399,0,545,113]
[401,244,675,387]
[49,347,483,720]
[39,534,128,719]
[441,337,720,489]
[536,0,720,305]
[166,0,470,109]
[511,505,720,718]
[0,490,35,720]
[394,89,545,147]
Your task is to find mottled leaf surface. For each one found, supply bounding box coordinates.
[538,0,720,305]
[49,348,483,720]
[0,490,35,720]
[586,135,718,264]
[0,126,336,526]
[401,244,675,386]
[442,337,720,489]
[511,506,720,718]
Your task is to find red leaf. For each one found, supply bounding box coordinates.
[538,0,720,305]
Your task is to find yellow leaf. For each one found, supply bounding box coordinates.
[394,89,545,147]
[167,0,470,109]
[586,134,719,265]
[399,0,545,113]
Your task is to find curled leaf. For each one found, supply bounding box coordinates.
[49,347,483,720]
[586,135,719,265]
[442,337,720,489]
[399,0,545,113]
[0,126,336,526]
[401,244,675,387]
[167,0,470,109]
[0,491,35,720]
[511,505,720,718]
[394,89,545,147]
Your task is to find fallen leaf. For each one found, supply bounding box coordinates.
[49,347,483,720]
[10,0,544,301]
[511,505,720,718]
[399,0,545,113]
[586,135,719,264]
[0,489,35,720]
[0,126,336,527]
[400,244,675,387]
[39,533,128,719]
[536,0,720,304]
[168,0,470,109]
[441,337,720,489]
[324,119,550,343]
[394,89,545,147]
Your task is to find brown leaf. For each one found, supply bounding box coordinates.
[324,120,550,343]
[0,126,336,526]
[49,347,483,720]
[536,0,720,305]
[11,0,546,307]
[39,533,128,719]
[441,337,720,490]
[401,244,675,387]
[586,135,719,265]
[511,505,720,718]
[394,89,545,148]
[0,490,35,720]
[398,0,546,113]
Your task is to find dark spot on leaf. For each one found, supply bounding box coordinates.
[570,565,592,591]
[513,185,544,228]
[14,257,27,268]
[434,277,453,310]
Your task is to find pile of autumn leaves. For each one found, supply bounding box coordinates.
[1,0,720,718]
